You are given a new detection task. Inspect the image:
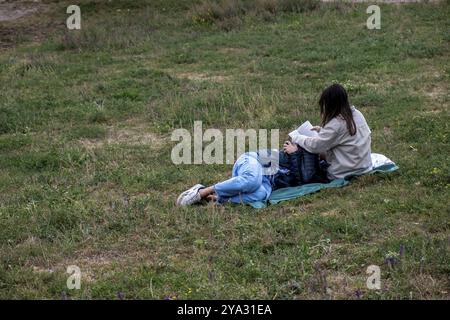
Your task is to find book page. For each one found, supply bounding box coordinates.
[289,121,319,138]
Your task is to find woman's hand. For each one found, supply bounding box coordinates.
[283,141,298,154]
[311,126,322,133]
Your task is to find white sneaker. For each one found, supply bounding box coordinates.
[176,184,205,206]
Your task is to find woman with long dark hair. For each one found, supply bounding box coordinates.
[289,83,372,180]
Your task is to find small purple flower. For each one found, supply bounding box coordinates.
[385,257,398,268]
[355,288,362,299]
[61,291,68,300]
[117,291,125,300]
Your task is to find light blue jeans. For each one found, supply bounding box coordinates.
[214,152,272,204]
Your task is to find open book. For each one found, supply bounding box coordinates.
[289,120,319,139]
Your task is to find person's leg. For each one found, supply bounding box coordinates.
[213,153,263,201]
[198,153,266,200]
[223,176,272,204]
[177,153,271,206]
[199,186,214,198]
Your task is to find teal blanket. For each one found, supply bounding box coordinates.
[249,163,399,209]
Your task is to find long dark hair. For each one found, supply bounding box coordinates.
[319,84,356,136]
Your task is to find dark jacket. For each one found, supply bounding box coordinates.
[272,148,328,190]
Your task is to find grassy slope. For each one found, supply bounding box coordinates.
[0,0,449,299]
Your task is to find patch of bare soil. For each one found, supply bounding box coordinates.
[174,71,231,83]
[0,0,62,49]
[0,0,40,22]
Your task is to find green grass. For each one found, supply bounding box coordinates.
[0,0,449,299]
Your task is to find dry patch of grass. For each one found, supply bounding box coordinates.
[424,85,448,100]
[79,125,165,150]
[409,274,450,299]
[320,209,340,217]
[217,47,250,54]
[325,271,364,299]
[172,71,232,83]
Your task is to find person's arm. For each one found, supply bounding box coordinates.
[289,125,340,154]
